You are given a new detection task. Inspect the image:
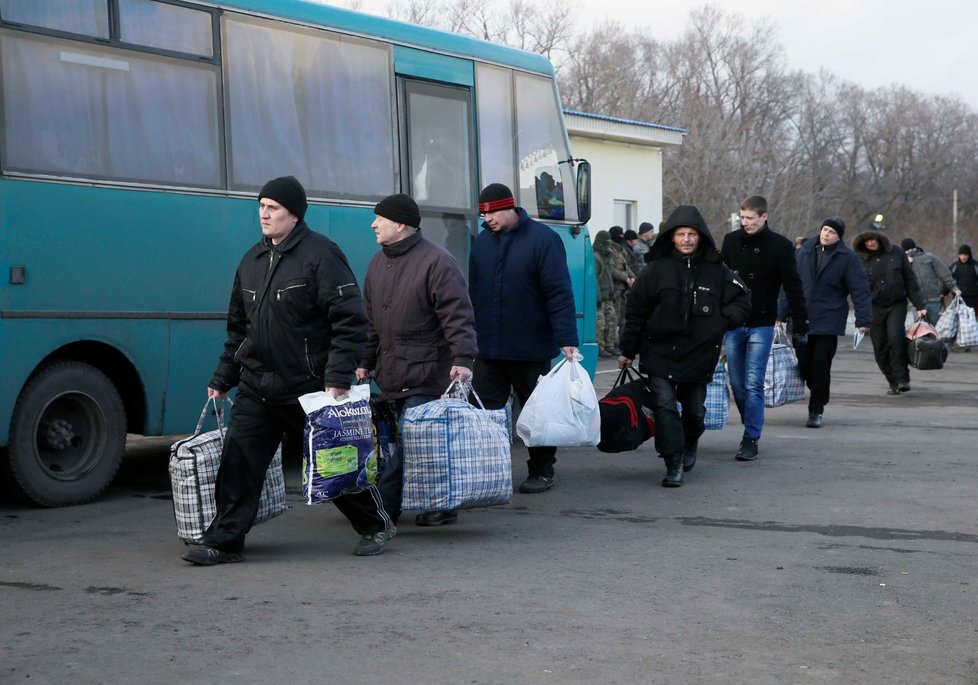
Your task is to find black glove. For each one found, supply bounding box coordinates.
[792,333,808,350]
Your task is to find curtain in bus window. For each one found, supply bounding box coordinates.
[408,91,469,209]
[224,19,394,200]
[0,0,109,39]
[118,0,213,58]
[513,73,576,222]
[0,34,221,187]
[474,65,516,193]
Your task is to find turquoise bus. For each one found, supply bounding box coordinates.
[0,0,595,506]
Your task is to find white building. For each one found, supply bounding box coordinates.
[564,110,685,237]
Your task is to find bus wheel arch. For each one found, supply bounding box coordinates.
[8,360,129,507]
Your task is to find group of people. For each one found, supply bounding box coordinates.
[182,177,578,565]
[614,196,973,489]
[180,174,973,566]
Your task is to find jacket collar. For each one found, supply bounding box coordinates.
[381,229,422,258]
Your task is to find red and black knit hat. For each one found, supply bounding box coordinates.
[479,183,516,213]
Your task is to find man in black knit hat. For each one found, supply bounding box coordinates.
[182,176,387,565]
[465,182,579,497]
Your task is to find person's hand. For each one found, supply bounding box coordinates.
[618,356,632,369]
[449,366,472,383]
[626,277,635,288]
[792,333,808,350]
[917,309,928,319]
[207,387,227,401]
[355,367,371,382]
[561,346,578,361]
[953,288,962,297]
[326,386,348,399]
[858,326,870,334]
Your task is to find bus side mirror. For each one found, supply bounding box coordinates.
[576,160,591,226]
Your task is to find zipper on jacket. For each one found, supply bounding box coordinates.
[304,338,317,377]
[337,282,356,296]
[276,282,307,301]
[242,288,257,302]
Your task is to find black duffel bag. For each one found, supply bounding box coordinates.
[597,368,655,453]
[908,335,947,370]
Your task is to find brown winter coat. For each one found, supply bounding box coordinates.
[361,231,477,400]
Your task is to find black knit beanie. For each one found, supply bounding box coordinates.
[638,222,655,236]
[821,217,845,239]
[959,244,973,258]
[623,229,639,241]
[374,193,421,228]
[609,225,624,244]
[901,238,917,251]
[259,176,307,220]
[479,183,516,213]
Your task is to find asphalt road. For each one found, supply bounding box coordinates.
[2,343,977,684]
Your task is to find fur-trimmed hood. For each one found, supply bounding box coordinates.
[852,230,892,259]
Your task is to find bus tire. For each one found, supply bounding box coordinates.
[8,361,126,507]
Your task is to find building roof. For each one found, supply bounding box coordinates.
[563,110,686,147]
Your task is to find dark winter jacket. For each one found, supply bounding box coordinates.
[210,222,368,402]
[360,231,477,401]
[949,258,978,298]
[905,247,957,303]
[592,231,616,303]
[778,236,872,335]
[469,208,579,361]
[620,205,751,383]
[720,222,808,333]
[851,231,926,309]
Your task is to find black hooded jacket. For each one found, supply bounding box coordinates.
[620,205,751,383]
[851,230,925,309]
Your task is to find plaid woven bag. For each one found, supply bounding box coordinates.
[169,399,287,543]
[764,328,805,408]
[401,382,512,511]
[704,359,730,430]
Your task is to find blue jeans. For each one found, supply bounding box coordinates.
[923,302,940,325]
[724,326,775,441]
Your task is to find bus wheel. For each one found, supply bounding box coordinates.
[8,361,126,507]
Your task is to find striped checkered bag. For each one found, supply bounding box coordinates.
[401,381,512,511]
[169,399,287,543]
[676,358,729,430]
[764,327,805,408]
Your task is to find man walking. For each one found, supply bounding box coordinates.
[853,226,927,394]
[619,205,750,487]
[183,176,385,565]
[779,219,871,427]
[900,238,960,324]
[720,196,808,461]
[469,183,579,494]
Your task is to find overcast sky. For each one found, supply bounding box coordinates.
[342,0,978,111]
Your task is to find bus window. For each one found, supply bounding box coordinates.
[475,64,517,193]
[0,0,109,39]
[1,32,221,186]
[224,17,395,200]
[118,0,214,58]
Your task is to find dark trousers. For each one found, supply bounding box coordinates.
[797,334,838,414]
[473,357,556,477]
[376,394,439,525]
[202,391,387,553]
[647,375,706,460]
[870,302,910,386]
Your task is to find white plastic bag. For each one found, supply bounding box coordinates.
[516,354,601,447]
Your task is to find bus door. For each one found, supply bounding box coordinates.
[396,69,478,269]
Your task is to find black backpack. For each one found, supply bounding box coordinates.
[597,368,655,453]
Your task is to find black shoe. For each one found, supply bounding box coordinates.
[354,527,396,556]
[661,455,683,487]
[181,545,245,566]
[682,448,697,473]
[415,510,459,527]
[734,438,758,461]
[806,413,822,428]
[898,383,911,393]
[886,385,900,395]
[609,347,622,356]
[599,349,615,358]
[518,475,555,494]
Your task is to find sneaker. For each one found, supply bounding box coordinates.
[518,474,555,494]
[734,438,758,461]
[354,527,396,557]
[806,413,822,428]
[898,382,911,393]
[181,545,245,566]
[415,510,458,527]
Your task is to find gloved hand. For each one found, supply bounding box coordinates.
[792,333,808,350]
